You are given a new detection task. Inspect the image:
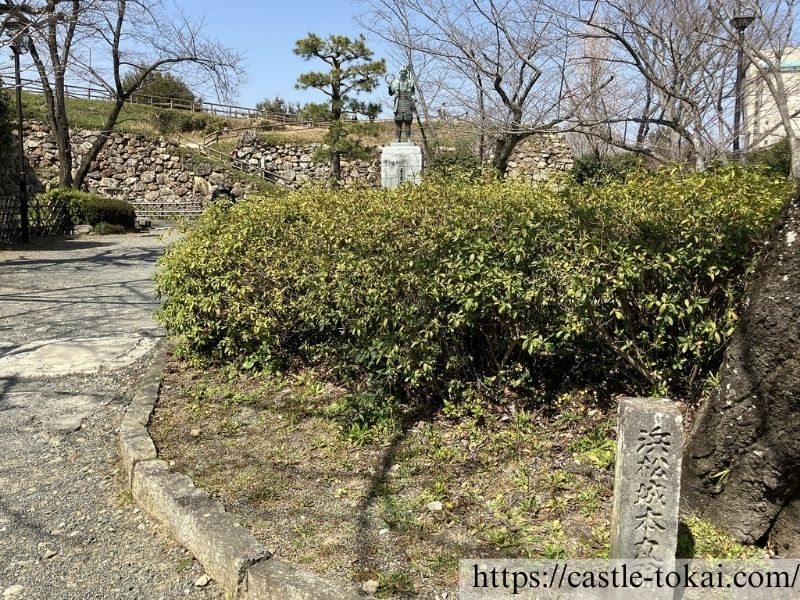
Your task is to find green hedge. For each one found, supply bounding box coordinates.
[747,137,791,177]
[79,195,136,228]
[150,110,215,134]
[36,189,136,228]
[427,149,483,180]
[91,222,127,235]
[155,167,791,402]
[570,152,644,184]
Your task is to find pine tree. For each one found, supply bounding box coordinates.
[294,33,385,183]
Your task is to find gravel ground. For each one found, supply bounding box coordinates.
[0,231,222,599]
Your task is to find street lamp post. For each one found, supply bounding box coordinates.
[10,35,30,242]
[731,14,755,163]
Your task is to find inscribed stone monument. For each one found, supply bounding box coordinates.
[380,142,422,189]
[610,398,683,567]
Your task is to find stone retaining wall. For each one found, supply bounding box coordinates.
[505,132,573,180]
[0,132,42,200]
[21,121,244,207]
[231,139,381,186]
[232,132,574,185]
[6,122,574,212]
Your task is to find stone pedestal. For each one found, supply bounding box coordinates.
[611,398,683,565]
[380,142,422,189]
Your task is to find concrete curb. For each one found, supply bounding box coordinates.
[118,343,355,599]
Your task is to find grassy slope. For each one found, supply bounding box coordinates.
[207,118,475,153]
[21,89,475,153]
[19,90,479,195]
[21,91,230,133]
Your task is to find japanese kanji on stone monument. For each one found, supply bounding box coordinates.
[610,397,683,598]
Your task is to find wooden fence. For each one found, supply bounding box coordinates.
[17,77,319,123]
[16,77,396,129]
[0,196,19,244]
[0,194,73,244]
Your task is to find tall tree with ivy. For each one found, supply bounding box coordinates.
[294,33,385,183]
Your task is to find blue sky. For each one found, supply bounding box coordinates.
[187,0,390,109]
[4,1,396,114]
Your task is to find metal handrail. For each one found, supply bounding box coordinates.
[201,123,288,147]
[173,132,297,189]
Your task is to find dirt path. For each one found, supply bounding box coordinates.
[0,232,221,599]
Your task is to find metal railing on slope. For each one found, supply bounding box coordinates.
[173,132,297,189]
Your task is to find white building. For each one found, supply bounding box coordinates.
[745,48,800,149]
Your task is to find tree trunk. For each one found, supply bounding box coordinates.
[790,137,800,179]
[54,117,73,188]
[410,66,433,158]
[329,82,342,184]
[681,187,800,545]
[414,111,430,160]
[477,76,486,163]
[53,75,73,187]
[327,118,342,183]
[492,133,523,176]
[770,495,800,556]
[330,149,341,183]
[74,100,125,189]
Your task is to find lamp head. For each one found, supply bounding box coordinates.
[730,15,755,32]
[5,18,31,54]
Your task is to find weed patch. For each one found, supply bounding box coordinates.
[150,357,763,597]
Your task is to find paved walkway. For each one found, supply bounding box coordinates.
[0,232,221,599]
